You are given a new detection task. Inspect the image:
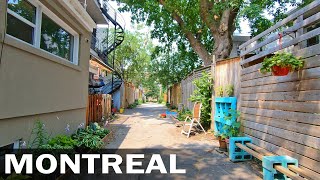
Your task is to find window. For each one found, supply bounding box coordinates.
[7,0,36,44]
[41,14,73,61]
[6,0,79,64]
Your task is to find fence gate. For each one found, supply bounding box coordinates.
[86,94,112,125]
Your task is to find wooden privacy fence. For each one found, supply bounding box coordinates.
[86,94,112,125]
[214,57,241,100]
[181,66,211,110]
[168,83,181,107]
[239,1,320,174]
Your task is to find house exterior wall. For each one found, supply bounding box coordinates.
[0,0,91,146]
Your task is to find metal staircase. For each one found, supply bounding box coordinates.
[100,0,125,56]
[99,0,125,94]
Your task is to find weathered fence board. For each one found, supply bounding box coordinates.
[241,67,320,88]
[86,94,111,125]
[241,79,320,94]
[180,66,211,110]
[243,114,320,137]
[241,100,320,113]
[241,107,320,126]
[243,120,320,149]
[244,127,320,161]
[241,90,320,101]
[169,83,182,107]
[247,134,320,173]
[215,57,241,99]
[239,3,320,173]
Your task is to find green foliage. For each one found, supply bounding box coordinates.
[189,72,213,129]
[42,135,76,149]
[215,86,224,97]
[222,110,241,139]
[260,52,304,74]
[72,123,109,150]
[73,130,104,150]
[225,84,234,97]
[178,108,192,121]
[215,110,241,140]
[26,121,109,150]
[150,48,201,87]
[143,75,161,100]
[27,120,50,148]
[118,0,309,66]
[138,99,143,105]
[128,102,138,109]
[111,30,154,86]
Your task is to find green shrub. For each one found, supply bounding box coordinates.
[45,135,76,149]
[166,103,171,108]
[72,123,109,150]
[178,108,192,121]
[28,120,50,148]
[189,72,213,129]
[128,103,137,109]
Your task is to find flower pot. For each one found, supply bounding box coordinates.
[218,136,227,152]
[272,65,290,76]
[160,113,166,118]
[119,108,125,114]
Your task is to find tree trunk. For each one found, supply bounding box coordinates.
[213,31,233,61]
[212,8,238,62]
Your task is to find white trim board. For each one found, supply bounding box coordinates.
[57,0,97,32]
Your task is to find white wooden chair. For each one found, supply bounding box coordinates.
[181,102,207,138]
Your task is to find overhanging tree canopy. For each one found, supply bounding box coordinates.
[117,0,312,66]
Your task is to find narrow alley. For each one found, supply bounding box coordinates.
[104,103,261,179]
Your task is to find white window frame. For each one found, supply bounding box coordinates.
[6,0,80,65]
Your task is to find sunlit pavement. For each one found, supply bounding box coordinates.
[102,103,262,179]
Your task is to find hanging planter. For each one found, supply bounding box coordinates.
[271,65,291,76]
[260,52,304,76]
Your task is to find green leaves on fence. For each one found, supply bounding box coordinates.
[189,72,213,129]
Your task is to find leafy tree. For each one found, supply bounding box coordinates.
[117,0,312,66]
[189,72,213,129]
[110,30,154,86]
[150,44,202,87]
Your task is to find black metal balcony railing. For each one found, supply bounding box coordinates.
[100,0,125,55]
[89,0,125,94]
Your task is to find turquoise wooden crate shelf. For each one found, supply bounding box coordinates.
[214,97,237,134]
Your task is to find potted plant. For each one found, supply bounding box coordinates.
[260,52,304,76]
[214,132,228,151]
[225,84,234,97]
[119,107,125,114]
[215,86,224,97]
[223,110,241,152]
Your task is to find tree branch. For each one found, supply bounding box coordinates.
[199,0,217,34]
[159,0,212,66]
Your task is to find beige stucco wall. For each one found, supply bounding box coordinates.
[0,0,91,146]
